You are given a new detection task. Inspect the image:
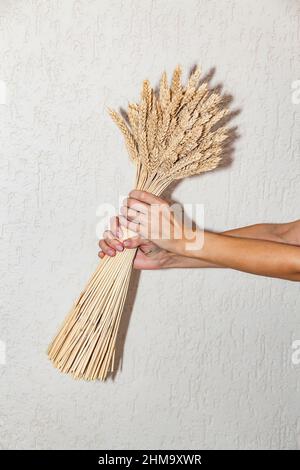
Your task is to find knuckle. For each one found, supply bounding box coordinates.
[134,202,143,211]
[129,202,136,211]
[128,208,135,218]
[105,230,114,241]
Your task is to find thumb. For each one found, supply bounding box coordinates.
[123,236,143,249]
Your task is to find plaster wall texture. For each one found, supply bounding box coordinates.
[0,0,299,449]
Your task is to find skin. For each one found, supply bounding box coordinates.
[98,190,300,282]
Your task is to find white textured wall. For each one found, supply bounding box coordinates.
[1,0,300,450]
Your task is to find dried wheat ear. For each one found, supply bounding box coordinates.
[48,65,230,380]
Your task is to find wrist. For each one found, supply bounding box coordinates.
[173,228,206,258]
[184,230,216,261]
[159,251,183,269]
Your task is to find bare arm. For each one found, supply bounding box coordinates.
[179,231,299,281]
[170,221,300,269]
[119,191,300,281]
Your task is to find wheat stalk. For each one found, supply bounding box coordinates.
[48,65,230,380]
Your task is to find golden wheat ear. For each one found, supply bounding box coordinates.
[171,64,182,96]
[107,108,138,162]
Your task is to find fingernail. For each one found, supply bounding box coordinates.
[123,240,130,247]
[108,249,114,256]
[116,244,123,251]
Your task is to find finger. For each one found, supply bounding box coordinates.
[98,250,105,259]
[103,230,124,252]
[120,206,138,221]
[123,235,144,249]
[120,206,147,226]
[122,197,148,214]
[99,240,116,256]
[129,190,168,206]
[119,215,141,233]
[99,239,116,256]
[110,216,123,238]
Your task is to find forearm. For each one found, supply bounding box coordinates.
[121,190,299,275]
[221,222,296,243]
[169,223,289,269]
[165,253,219,269]
[184,231,300,281]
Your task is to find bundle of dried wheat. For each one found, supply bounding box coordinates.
[48,65,229,380]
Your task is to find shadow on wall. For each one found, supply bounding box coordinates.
[110,64,241,380]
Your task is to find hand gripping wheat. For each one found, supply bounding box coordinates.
[48,65,230,380]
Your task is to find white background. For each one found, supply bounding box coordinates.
[0,0,300,449]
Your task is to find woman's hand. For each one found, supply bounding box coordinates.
[98,190,300,281]
[118,190,197,255]
[98,215,176,270]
